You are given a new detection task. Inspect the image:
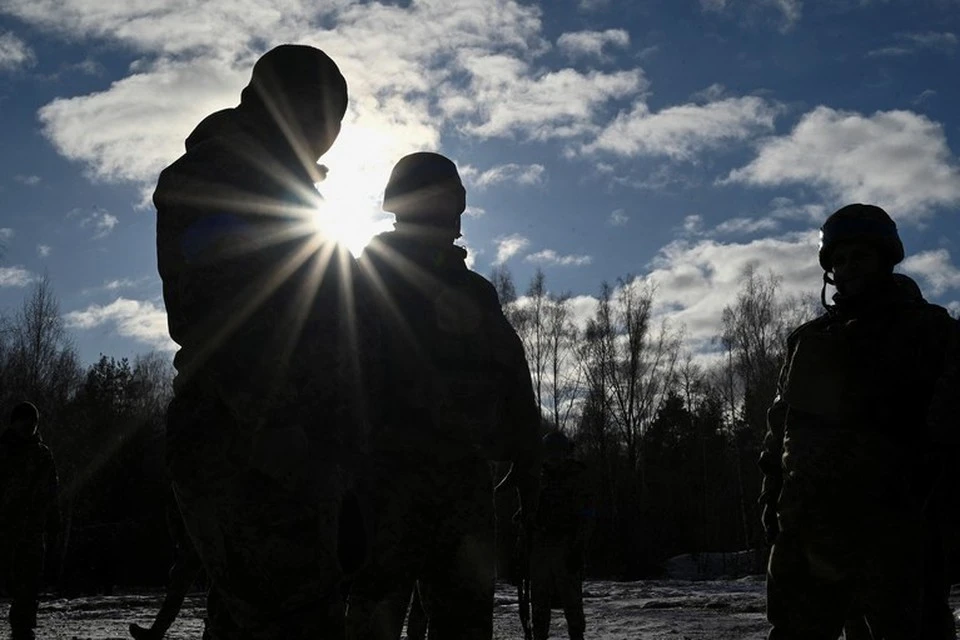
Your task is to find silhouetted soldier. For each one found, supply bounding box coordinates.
[527,430,594,640]
[759,204,960,640]
[155,44,373,638]
[346,152,541,640]
[0,402,60,640]
[128,489,203,640]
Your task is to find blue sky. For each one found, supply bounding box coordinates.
[1,0,959,366]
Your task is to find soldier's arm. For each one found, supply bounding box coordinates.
[757,332,795,540]
[494,291,542,525]
[156,174,316,425]
[916,313,960,509]
[925,314,960,449]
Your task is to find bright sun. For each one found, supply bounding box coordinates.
[307,126,397,257]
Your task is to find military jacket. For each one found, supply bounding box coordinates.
[759,280,960,530]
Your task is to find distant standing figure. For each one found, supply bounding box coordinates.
[759,204,960,640]
[0,401,61,640]
[527,431,594,640]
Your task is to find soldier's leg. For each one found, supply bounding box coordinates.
[859,523,924,640]
[175,471,345,640]
[346,465,428,640]
[8,540,44,637]
[419,468,496,640]
[168,391,347,639]
[529,541,557,640]
[766,531,852,640]
[558,563,585,640]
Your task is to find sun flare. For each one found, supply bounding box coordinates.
[306,125,400,256]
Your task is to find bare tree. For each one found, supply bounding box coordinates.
[544,292,583,432]
[582,277,681,480]
[4,274,82,411]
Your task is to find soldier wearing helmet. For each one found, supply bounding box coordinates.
[154,45,376,638]
[759,204,960,639]
[346,152,541,640]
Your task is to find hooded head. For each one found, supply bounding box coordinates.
[8,401,39,438]
[239,44,348,159]
[383,152,466,242]
[542,430,573,468]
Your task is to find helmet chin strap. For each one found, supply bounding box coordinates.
[820,271,837,311]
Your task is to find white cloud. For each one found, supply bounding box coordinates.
[524,249,593,266]
[557,29,629,60]
[913,89,937,105]
[0,266,36,287]
[869,31,958,57]
[642,232,823,344]
[724,107,960,220]
[712,216,781,235]
[0,227,13,241]
[585,96,780,160]
[683,215,703,235]
[494,233,530,264]
[39,57,248,183]
[470,163,546,188]
[16,0,647,195]
[901,249,960,296]
[0,31,34,71]
[63,297,177,351]
[449,56,643,140]
[767,197,827,222]
[699,0,802,32]
[609,209,628,226]
[14,174,41,186]
[70,207,119,238]
[37,244,51,257]
[577,0,610,10]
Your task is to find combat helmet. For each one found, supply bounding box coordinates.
[818,204,904,271]
[383,152,466,224]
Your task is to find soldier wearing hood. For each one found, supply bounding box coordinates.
[0,402,60,640]
[345,152,541,640]
[759,204,960,639]
[154,45,375,639]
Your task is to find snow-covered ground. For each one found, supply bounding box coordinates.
[3,579,958,639]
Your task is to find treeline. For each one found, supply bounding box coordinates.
[491,264,817,579]
[0,276,174,592]
[1,266,815,588]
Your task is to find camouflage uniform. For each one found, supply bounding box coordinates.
[760,277,960,640]
[155,46,374,639]
[346,223,541,640]
[529,445,594,640]
[0,422,60,639]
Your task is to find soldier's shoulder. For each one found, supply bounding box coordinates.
[786,312,833,343]
[464,271,500,307]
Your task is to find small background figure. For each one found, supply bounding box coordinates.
[0,401,61,640]
[529,430,595,640]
